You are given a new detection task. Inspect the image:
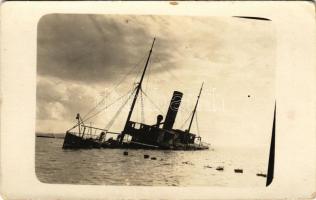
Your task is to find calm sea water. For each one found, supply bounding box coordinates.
[36,137,268,187]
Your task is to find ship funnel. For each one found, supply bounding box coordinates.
[163,91,183,130]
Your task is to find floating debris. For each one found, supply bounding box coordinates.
[234,169,243,173]
[256,173,267,177]
[182,161,193,165]
[144,155,150,159]
[151,157,157,160]
[216,166,224,171]
[123,151,128,156]
[162,163,171,165]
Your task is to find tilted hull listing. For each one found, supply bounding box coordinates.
[62,38,210,150]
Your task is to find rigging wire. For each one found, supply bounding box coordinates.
[154,55,193,117]
[82,54,147,120]
[141,89,164,114]
[132,56,147,86]
[145,55,152,92]
[140,90,145,123]
[106,54,147,99]
[80,88,135,125]
[104,87,136,130]
[180,112,193,130]
[195,111,200,136]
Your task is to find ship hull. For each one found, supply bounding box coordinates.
[62,132,209,150]
[62,132,103,149]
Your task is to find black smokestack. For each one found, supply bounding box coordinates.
[163,91,183,130]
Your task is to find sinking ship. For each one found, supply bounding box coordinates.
[62,38,209,150]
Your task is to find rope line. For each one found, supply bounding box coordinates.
[145,56,152,92]
[106,54,147,99]
[104,88,136,130]
[80,88,135,125]
[141,89,164,114]
[195,111,200,136]
[180,112,193,130]
[140,90,145,123]
[82,54,147,120]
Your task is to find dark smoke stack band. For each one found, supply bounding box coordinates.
[163,91,183,130]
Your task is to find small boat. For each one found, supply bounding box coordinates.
[216,166,224,171]
[62,38,209,151]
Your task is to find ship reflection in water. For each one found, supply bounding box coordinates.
[36,137,267,186]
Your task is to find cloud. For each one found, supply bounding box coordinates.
[37,15,238,84]
[36,76,100,121]
[36,14,276,147]
[37,14,186,84]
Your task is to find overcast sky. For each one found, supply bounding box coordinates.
[36,14,276,147]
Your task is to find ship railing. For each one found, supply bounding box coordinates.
[67,124,119,142]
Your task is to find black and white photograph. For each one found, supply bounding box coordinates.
[35,14,276,186]
[1,1,316,200]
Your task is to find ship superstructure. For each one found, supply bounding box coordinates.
[62,38,209,150]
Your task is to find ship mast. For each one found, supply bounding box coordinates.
[187,82,204,133]
[119,38,156,143]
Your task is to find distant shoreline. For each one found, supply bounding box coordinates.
[36,133,65,139]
